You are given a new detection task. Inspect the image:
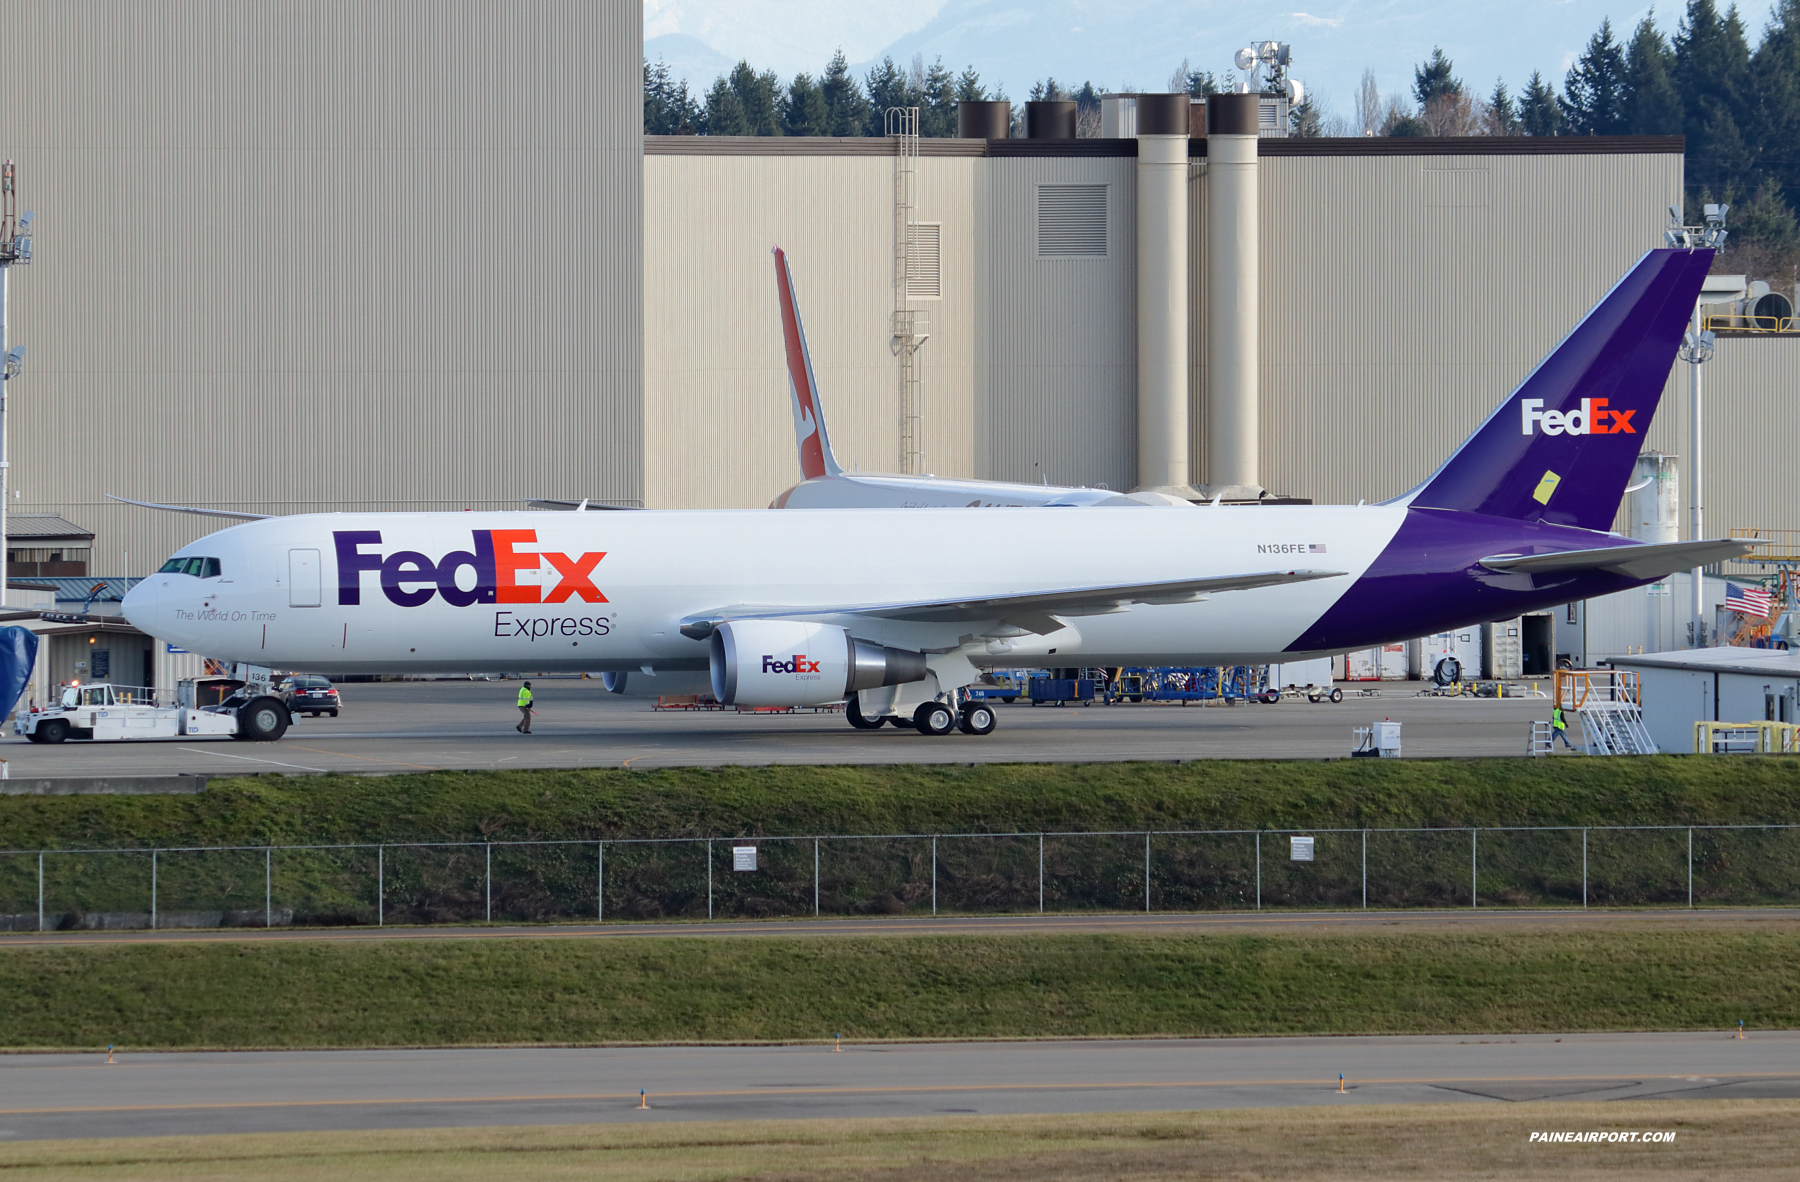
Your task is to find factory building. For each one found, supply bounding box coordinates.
[1,3,1794,684]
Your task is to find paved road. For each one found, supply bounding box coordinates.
[0,1032,1791,1140]
[5,908,1796,948]
[2,680,1554,776]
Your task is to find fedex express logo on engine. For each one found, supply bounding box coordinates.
[333,530,604,607]
[763,654,822,675]
[1520,398,1636,436]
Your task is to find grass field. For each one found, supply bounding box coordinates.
[1,756,1797,853]
[3,924,1796,1048]
[2,1102,1795,1180]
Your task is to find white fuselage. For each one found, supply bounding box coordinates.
[122,505,1404,675]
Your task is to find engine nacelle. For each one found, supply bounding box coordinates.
[709,620,928,707]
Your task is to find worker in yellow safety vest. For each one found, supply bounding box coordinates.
[1551,704,1574,749]
[516,681,534,734]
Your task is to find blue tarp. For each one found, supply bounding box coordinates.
[0,626,38,717]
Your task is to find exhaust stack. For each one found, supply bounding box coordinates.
[1132,94,1197,498]
[1203,93,1263,501]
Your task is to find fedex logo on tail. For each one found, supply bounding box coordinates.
[334,530,605,608]
[1520,398,1636,436]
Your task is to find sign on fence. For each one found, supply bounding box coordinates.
[1290,836,1315,861]
[733,846,757,872]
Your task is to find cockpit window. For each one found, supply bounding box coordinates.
[158,556,222,578]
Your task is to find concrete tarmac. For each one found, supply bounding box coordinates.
[6,908,1797,949]
[0,1032,1793,1141]
[1,679,1554,776]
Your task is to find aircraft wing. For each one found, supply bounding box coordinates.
[107,495,272,521]
[680,569,1346,638]
[526,499,642,511]
[1478,538,1753,580]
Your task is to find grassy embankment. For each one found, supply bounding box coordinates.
[3,925,1798,1047]
[3,757,1799,923]
[2,1103,1797,1181]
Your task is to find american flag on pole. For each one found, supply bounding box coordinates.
[1724,583,1775,618]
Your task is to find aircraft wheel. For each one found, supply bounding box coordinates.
[914,701,956,736]
[36,719,68,744]
[958,704,997,735]
[845,695,884,730]
[237,696,291,742]
[887,715,915,729]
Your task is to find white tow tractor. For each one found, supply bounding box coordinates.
[14,668,291,744]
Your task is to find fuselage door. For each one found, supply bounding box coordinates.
[289,548,322,608]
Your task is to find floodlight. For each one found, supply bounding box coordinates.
[1668,205,1682,223]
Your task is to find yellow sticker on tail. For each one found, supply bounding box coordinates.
[1532,470,1562,505]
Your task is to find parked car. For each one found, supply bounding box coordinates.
[280,674,340,717]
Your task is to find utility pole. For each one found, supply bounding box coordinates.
[1668,203,1726,648]
[0,161,37,608]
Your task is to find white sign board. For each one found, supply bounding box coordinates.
[1290,836,1315,862]
[732,846,757,872]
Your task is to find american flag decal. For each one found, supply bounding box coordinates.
[1724,583,1775,618]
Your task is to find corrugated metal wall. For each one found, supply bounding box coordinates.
[642,150,976,509]
[1638,336,1800,537]
[1227,149,1682,504]
[979,157,1137,491]
[1,1,642,571]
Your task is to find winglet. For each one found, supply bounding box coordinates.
[773,247,842,480]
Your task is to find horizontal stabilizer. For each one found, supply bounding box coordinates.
[1478,538,1753,581]
[107,495,270,521]
[680,569,1346,638]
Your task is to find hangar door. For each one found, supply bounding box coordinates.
[288,549,321,608]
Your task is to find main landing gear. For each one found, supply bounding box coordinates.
[844,695,999,737]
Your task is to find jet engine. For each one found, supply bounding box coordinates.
[709,620,928,707]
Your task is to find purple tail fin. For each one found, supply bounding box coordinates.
[1403,248,1712,532]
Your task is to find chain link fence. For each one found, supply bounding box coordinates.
[3,825,1799,931]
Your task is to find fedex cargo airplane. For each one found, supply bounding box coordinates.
[765,248,1187,509]
[123,247,1747,738]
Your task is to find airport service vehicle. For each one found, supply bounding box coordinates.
[122,249,1749,738]
[767,248,1189,510]
[280,674,340,717]
[14,676,289,743]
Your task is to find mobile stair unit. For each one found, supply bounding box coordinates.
[1554,669,1659,755]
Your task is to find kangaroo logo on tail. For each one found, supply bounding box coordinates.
[773,247,842,482]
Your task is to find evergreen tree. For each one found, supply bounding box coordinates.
[702,75,748,136]
[922,57,958,137]
[1028,78,1066,101]
[1185,68,1219,96]
[864,55,918,133]
[1750,0,1800,210]
[1289,91,1324,137]
[643,59,700,135]
[1386,114,1428,137]
[1561,18,1627,134]
[955,66,986,103]
[1673,0,1754,199]
[1485,79,1520,134]
[820,50,871,136]
[782,72,828,136]
[1519,71,1563,135]
[1620,16,1683,135]
[1413,46,1461,107]
[728,62,782,136]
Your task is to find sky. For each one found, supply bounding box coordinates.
[643,0,1787,124]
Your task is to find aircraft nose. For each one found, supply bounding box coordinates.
[120,576,158,631]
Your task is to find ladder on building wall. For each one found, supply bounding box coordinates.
[886,106,928,476]
[1578,702,1660,755]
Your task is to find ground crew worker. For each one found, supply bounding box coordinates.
[1551,703,1574,749]
[516,681,534,734]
